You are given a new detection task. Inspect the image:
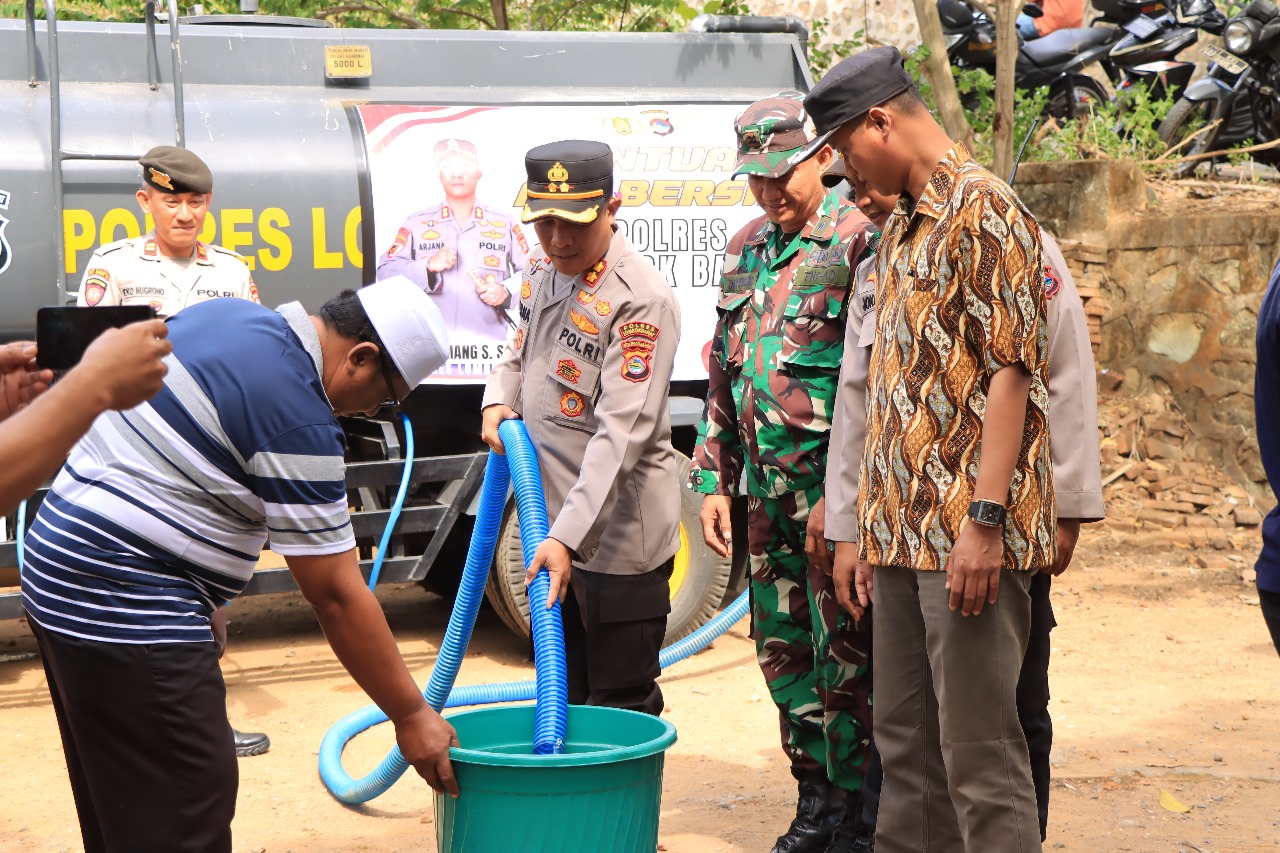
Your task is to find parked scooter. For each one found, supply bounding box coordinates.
[939,0,1115,118]
[1157,0,1280,177]
[1109,0,1227,107]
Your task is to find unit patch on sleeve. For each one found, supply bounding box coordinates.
[619,321,659,383]
[559,390,585,418]
[388,227,411,257]
[556,358,582,384]
[83,267,111,306]
[569,310,601,335]
[1044,264,1061,300]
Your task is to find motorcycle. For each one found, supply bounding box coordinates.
[940,0,1115,119]
[1157,0,1280,177]
[1108,0,1227,108]
[939,0,1224,120]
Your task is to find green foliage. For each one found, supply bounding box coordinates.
[807,17,863,80]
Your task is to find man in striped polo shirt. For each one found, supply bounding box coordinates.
[21,277,455,853]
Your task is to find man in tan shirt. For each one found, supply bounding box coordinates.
[807,48,1052,853]
[481,140,681,715]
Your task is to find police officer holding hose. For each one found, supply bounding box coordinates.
[481,139,682,716]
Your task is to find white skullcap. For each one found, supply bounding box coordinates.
[357,276,450,387]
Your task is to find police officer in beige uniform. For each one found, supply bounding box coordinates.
[481,140,681,715]
[76,145,269,759]
[826,171,1105,846]
[77,146,258,316]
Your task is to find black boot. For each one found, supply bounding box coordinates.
[233,728,270,758]
[769,776,844,853]
[825,790,874,853]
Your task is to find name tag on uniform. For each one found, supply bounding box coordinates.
[793,265,848,288]
[720,272,755,293]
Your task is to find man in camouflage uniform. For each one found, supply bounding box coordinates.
[689,93,876,853]
[376,138,532,347]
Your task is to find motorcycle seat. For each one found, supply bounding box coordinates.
[1021,26,1118,68]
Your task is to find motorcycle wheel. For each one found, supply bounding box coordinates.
[1046,74,1109,121]
[1157,97,1221,179]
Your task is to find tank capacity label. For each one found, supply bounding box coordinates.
[62,206,363,275]
[324,45,372,79]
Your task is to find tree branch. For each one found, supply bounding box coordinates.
[318,3,429,27]
[433,4,498,28]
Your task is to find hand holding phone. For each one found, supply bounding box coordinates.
[37,306,158,371]
[71,320,172,411]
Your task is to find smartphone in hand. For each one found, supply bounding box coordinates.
[36,305,158,371]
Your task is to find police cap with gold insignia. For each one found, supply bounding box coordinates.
[804,46,916,136]
[522,140,613,225]
[733,91,831,179]
[434,138,478,161]
[139,145,213,195]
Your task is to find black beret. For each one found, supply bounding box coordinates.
[804,46,916,136]
[522,140,613,225]
[139,145,213,194]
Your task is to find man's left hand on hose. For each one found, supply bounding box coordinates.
[526,536,573,609]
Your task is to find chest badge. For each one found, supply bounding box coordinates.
[569,310,600,335]
[559,390,585,418]
[521,280,532,300]
[594,299,612,317]
[515,328,525,351]
[575,290,596,305]
[557,358,582,384]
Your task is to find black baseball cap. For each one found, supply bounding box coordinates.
[804,46,916,136]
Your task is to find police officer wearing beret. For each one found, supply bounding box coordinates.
[376,138,532,347]
[77,146,259,317]
[76,144,268,759]
[481,140,682,715]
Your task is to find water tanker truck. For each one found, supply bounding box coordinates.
[0,1,815,642]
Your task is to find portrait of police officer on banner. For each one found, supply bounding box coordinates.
[376,138,533,356]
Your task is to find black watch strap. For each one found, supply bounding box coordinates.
[967,499,1007,528]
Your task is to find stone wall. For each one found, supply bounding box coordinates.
[1017,161,1280,495]
[751,0,920,51]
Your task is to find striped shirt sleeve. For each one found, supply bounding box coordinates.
[248,424,354,556]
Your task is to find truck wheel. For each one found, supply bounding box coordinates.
[483,452,732,646]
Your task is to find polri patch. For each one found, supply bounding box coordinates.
[1044,264,1061,300]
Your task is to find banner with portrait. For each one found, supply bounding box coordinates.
[356,102,761,383]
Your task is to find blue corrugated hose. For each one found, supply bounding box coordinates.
[366,413,416,591]
[317,416,751,803]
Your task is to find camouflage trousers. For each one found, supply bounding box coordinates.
[748,484,873,794]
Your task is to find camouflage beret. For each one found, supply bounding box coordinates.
[139,145,213,195]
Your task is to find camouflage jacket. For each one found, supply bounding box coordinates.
[690,190,875,498]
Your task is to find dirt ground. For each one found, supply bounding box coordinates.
[2,522,1278,853]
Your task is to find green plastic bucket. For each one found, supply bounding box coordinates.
[435,704,678,852]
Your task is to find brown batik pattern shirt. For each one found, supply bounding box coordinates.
[857,145,1056,572]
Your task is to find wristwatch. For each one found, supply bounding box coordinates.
[967,500,1007,528]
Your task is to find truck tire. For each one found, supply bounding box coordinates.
[483,452,732,646]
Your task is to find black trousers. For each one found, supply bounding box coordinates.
[560,558,673,716]
[30,620,237,853]
[862,571,1056,840]
[1260,587,1280,657]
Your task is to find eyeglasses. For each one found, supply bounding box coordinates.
[376,353,403,409]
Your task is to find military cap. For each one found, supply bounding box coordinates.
[732,91,831,179]
[434,138,478,161]
[139,145,213,194]
[521,140,613,224]
[804,46,916,136]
